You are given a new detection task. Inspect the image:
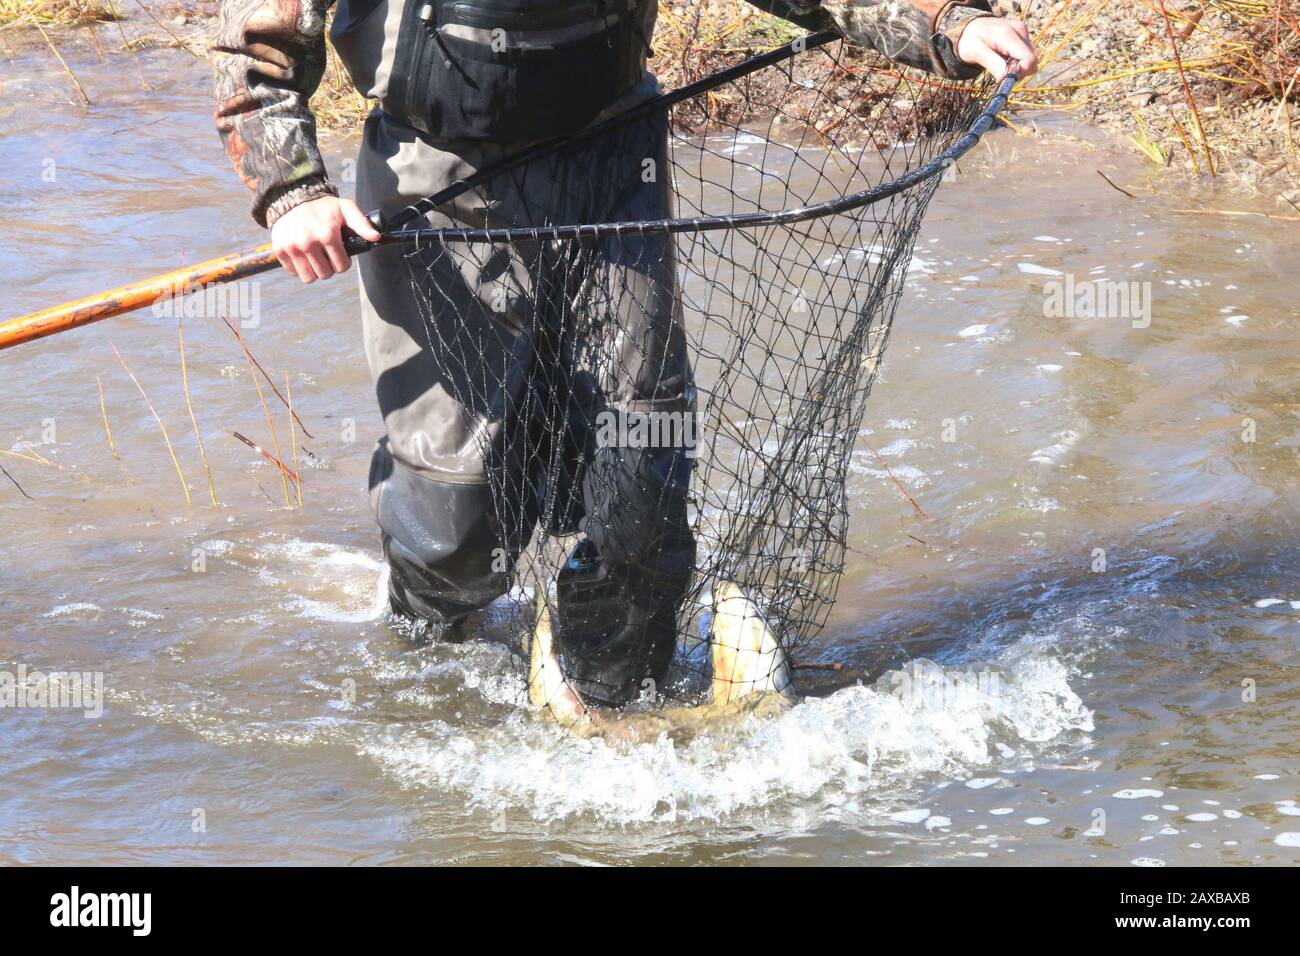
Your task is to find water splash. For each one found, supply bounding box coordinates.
[358,632,1093,825]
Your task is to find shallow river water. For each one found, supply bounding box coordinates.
[1,24,1297,865]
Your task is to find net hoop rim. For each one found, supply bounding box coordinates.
[381,66,1015,247]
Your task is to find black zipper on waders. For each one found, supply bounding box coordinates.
[416,3,455,70]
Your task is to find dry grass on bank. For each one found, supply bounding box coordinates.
[1013,0,1300,197]
[310,40,370,135]
[0,0,118,28]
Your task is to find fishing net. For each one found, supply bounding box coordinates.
[382,33,1004,712]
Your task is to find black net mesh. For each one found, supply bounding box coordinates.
[385,36,995,720]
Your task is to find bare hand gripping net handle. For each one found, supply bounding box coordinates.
[378,34,1012,715]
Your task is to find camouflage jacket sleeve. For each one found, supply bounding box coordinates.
[743,0,995,80]
[212,0,338,228]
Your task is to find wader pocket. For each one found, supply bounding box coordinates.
[384,0,650,142]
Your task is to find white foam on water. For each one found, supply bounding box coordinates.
[721,132,767,156]
[1274,833,1300,847]
[1025,817,1050,826]
[874,438,917,458]
[43,603,102,618]
[1017,262,1063,277]
[1114,788,1164,799]
[356,633,1094,824]
[1131,857,1166,867]
[249,538,389,624]
[847,456,931,488]
[1186,812,1217,822]
[1028,428,1084,466]
[957,324,989,337]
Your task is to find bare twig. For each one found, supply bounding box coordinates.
[233,432,301,485]
[284,372,302,508]
[862,439,927,518]
[111,342,191,506]
[96,375,118,458]
[228,331,291,506]
[0,446,52,466]
[71,0,106,59]
[1156,0,1216,175]
[103,0,148,91]
[178,314,218,505]
[34,21,90,107]
[130,0,199,58]
[222,319,314,438]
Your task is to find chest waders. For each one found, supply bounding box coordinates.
[359,0,689,706]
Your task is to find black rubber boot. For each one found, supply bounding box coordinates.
[372,442,532,637]
[384,534,482,637]
[553,442,696,707]
[555,541,684,706]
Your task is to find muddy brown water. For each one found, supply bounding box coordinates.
[1,28,1298,866]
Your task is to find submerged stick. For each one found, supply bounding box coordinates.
[1096,170,1137,198]
[1174,207,1300,222]
[862,439,927,518]
[0,462,33,500]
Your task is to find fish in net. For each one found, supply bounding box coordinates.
[374,33,1005,723]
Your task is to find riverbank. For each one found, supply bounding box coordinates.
[1013,0,1300,204]
[3,0,1298,203]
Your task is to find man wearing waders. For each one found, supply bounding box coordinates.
[212,0,1036,708]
